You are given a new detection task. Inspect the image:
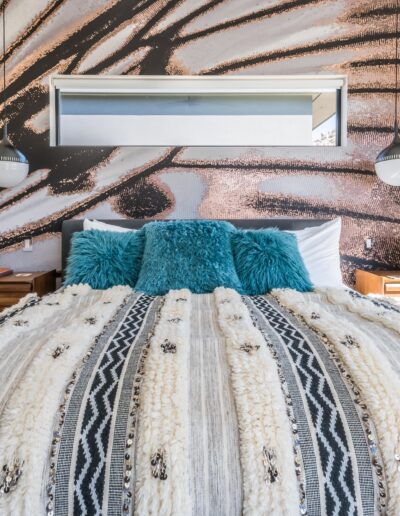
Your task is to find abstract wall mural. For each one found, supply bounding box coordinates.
[0,0,399,285]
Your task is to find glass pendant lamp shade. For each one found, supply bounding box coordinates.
[375,124,400,186]
[0,123,29,188]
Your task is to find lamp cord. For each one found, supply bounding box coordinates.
[2,2,5,131]
[396,0,399,129]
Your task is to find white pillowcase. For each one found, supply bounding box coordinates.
[83,218,342,287]
[83,219,135,233]
[288,218,343,288]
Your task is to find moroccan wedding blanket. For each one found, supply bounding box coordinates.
[0,285,399,516]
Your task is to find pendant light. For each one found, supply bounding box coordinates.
[375,0,400,186]
[0,2,28,189]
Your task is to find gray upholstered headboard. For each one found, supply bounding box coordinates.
[61,218,328,273]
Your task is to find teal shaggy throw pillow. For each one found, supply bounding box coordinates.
[232,228,313,295]
[64,229,144,289]
[135,220,243,295]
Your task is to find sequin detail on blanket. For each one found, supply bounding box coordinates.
[263,447,279,484]
[49,294,158,516]
[0,459,24,495]
[247,295,382,516]
[150,448,168,480]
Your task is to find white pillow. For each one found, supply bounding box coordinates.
[288,218,343,288]
[83,219,135,233]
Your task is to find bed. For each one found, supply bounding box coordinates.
[0,218,399,516]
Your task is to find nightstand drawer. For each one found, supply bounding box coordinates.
[0,282,32,292]
[384,283,400,294]
[356,269,400,297]
[0,270,56,311]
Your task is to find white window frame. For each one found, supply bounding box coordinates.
[49,74,347,147]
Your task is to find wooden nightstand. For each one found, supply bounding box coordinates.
[355,270,400,297]
[0,270,56,310]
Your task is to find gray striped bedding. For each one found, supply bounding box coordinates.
[0,285,399,515]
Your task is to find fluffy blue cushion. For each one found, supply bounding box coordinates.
[232,228,313,295]
[64,229,144,289]
[135,220,242,295]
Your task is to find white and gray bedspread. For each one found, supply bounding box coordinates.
[0,285,399,516]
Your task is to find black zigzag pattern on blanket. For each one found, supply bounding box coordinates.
[252,296,357,516]
[73,294,154,515]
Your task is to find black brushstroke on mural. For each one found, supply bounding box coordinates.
[168,0,322,45]
[114,177,172,218]
[0,148,180,249]
[0,0,64,63]
[0,0,399,284]
[204,31,399,75]
[248,194,400,225]
[171,161,376,176]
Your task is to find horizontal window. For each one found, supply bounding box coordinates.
[50,75,347,147]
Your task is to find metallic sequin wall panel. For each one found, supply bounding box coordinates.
[0,0,399,284]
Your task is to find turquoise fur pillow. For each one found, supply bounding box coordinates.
[64,229,144,289]
[231,228,313,295]
[135,220,243,295]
